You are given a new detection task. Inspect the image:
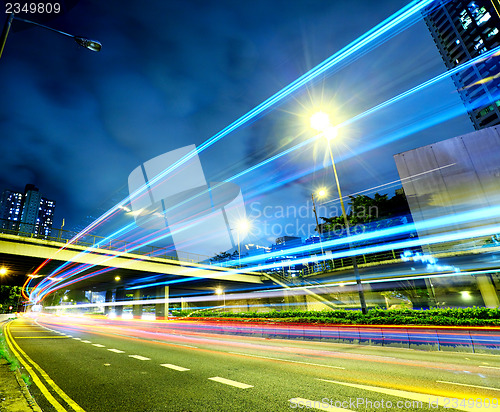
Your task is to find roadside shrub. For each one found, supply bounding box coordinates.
[182,307,500,326]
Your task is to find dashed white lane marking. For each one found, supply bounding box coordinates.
[160,364,190,371]
[208,377,253,389]
[289,398,354,411]
[92,344,106,348]
[317,378,493,412]
[479,366,500,370]
[108,349,125,354]
[81,340,92,343]
[72,338,81,341]
[437,380,500,392]
[228,352,345,370]
[128,355,151,361]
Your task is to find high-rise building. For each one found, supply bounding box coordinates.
[0,190,23,232]
[0,184,56,238]
[424,1,500,129]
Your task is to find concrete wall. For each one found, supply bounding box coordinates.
[394,125,500,245]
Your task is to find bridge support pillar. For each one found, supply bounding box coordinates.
[155,286,169,320]
[283,287,307,310]
[104,290,113,315]
[115,287,125,317]
[133,289,143,319]
[477,274,500,308]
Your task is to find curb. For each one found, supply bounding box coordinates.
[13,369,42,412]
[1,318,41,412]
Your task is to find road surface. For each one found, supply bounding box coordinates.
[4,314,500,411]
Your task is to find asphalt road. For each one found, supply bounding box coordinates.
[6,315,500,412]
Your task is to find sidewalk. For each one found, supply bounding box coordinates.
[0,319,40,412]
[0,359,35,412]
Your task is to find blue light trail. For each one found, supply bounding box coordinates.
[31,0,435,256]
[31,0,470,301]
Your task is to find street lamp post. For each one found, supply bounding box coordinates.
[311,192,321,234]
[310,112,368,314]
[237,230,241,268]
[0,12,102,59]
[311,189,327,271]
[235,219,251,268]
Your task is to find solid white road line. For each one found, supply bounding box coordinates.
[81,340,92,343]
[318,378,493,412]
[73,338,81,341]
[108,349,125,354]
[228,352,345,370]
[479,366,500,370]
[436,380,500,392]
[128,355,151,361]
[150,340,198,349]
[92,344,106,348]
[208,377,253,389]
[289,398,355,411]
[160,364,190,371]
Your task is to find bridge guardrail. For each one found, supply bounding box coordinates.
[0,219,213,264]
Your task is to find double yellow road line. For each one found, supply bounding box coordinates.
[3,320,85,412]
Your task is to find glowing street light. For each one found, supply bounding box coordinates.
[115,276,121,281]
[0,12,102,60]
[0,267,7,276]
[460,291,472,300]
[310,111,331,133]
[310,111,338,140]
[310,111,367,314]
[215,287,225,309]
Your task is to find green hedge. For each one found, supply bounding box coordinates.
[172,307,500,326]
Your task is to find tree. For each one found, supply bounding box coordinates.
[210,250,239,263]
[0,285,22,313]
[317,191,411,235]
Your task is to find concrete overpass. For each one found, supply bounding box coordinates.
[0,233,263,289]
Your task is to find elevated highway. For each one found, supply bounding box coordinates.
[0,233,263,292]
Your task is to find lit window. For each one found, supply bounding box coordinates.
[474,38,485,50]
[479,105,494,116]
[460,9,473,29]
[478,12,491,24]
[487,27,499,38]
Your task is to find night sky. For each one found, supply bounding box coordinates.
[0,0,475,245]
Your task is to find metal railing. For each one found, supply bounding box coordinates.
[3,218,496,277]
[300,246,423,277]
[0,219,211,264]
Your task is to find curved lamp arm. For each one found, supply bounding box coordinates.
[0,12,102,59]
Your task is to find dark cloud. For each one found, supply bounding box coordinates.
[0,0,473,235]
